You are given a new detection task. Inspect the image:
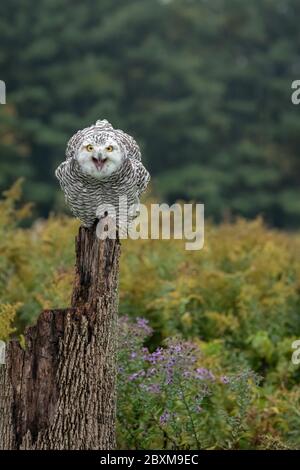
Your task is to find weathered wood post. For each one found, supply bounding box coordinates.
[0,224,120,449]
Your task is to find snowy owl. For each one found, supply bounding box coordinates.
[55,119,150,230]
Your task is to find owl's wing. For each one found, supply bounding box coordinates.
[55,159,74,190]
[55,159,98,227]
[114,129,142,162]
[132,160,150,197]
[55,159,83,198]
[55,160,68,189]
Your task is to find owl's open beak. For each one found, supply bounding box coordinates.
[92,154,108,170]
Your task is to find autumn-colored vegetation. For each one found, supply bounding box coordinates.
[1,181,300,449]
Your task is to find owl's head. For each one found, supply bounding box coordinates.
[76,137,124,180]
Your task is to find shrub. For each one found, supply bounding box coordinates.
[1,182,300,449]
[117,316,259,450]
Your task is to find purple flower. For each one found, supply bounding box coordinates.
[128,370,145,381]
[170,344,182,353]
[195,368,215,381]
[140,383,161,394]
[166,375,173,385]
[147,348,165,364]
[136,317,153,335]
[183,371,191,378]
[220,375,230,384]
[159,411,171,425]
[146,367,157,377]
[194,405,203,413]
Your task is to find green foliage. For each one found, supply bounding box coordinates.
[0,0,300,226]
[122,219,300,365]
[0,303,18,341]
[0,180,77,331]
[1,185,300,448]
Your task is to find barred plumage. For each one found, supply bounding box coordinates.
[55,119,150,229]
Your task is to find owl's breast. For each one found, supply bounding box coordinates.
[56,158,141,227]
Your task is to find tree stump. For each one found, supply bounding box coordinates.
[0,225,120,450]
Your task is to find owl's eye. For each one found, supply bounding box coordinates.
[106,145,113,152]
[86,144,94,152]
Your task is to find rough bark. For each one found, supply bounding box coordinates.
[0,225,120,450]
